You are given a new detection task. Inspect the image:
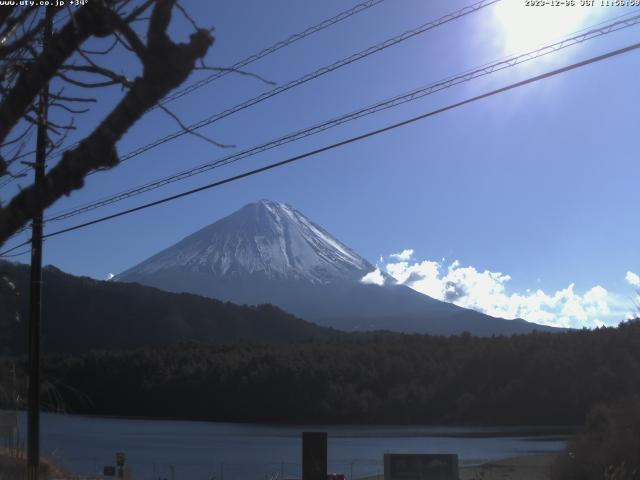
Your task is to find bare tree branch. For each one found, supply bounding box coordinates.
[158,104,234,149]
[0,2,116,144]
[50,102,91,115]
[0,8,54,60]
[0,0,214,244]
[49,93,97,103]
[113,15,147,59]
[57,71,123,89]
[79,38,118,56]
[195,64,276,86]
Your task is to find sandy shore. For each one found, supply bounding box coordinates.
[460,454,556,480]
[359,454,557,480]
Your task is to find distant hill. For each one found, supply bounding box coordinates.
[0,260,338,354]
[116,199,563,336]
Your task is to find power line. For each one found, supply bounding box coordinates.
[105,0,500,168]
[0,170,28,189]
[42,12,640,224]
[159,0,387,106]
[0,247,32,258]
[6,0,506,224]
[3,0,495,187]
[2,38,638,256]
[0,10,74,190]
[0,0,388,186]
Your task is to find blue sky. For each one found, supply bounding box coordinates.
[2,0,640,327]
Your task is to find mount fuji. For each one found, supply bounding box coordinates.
[115,200,560,335]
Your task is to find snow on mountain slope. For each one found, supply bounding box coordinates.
[115,200,373,285]
[115,200,563,335]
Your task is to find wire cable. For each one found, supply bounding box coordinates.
[0,0,388,185]
[104,0,500,168]
[0,247,32,258]
[1,0,499,188]
[159,0,387,106]
[0,10,74,189]
[43,11,640,224]
[2,37,637,256]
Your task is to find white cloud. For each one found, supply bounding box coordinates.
[626,271,640,287]
[105,273,115,281]
[360,268,385,286]
[381,252,627,328]
[389,249,414,261]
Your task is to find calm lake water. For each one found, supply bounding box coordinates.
[21,413,569,480]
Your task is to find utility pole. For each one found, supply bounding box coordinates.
[27,9,52,480]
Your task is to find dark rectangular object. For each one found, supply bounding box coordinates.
[103,466,116,476]
[384,454,459,480]
[302,432,327,480]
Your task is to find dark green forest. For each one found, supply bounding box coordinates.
[552,396,640,480]
[0,261,338,354]
[3,320,640,425]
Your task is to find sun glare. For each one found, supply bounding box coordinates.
[494,1,595,53]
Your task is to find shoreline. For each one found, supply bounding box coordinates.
[460,454,557,480]
[20,411,578,435]
[2,450,558,480]
[359,454,558,480]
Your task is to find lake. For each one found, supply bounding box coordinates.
[23,413,569,480]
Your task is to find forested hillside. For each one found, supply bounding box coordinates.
[0,261,338,354]
[4,320,639,425]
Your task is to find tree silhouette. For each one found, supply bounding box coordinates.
[0,0,217,246]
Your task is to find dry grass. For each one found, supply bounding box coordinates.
[0,447,69,480]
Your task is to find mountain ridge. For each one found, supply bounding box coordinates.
[0,260,339,354]
[115,199,563,335]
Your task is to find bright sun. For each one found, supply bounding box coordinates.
[494,1,595,53]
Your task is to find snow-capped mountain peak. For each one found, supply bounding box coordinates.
[114,200,562,336]
[115,200,372,284]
